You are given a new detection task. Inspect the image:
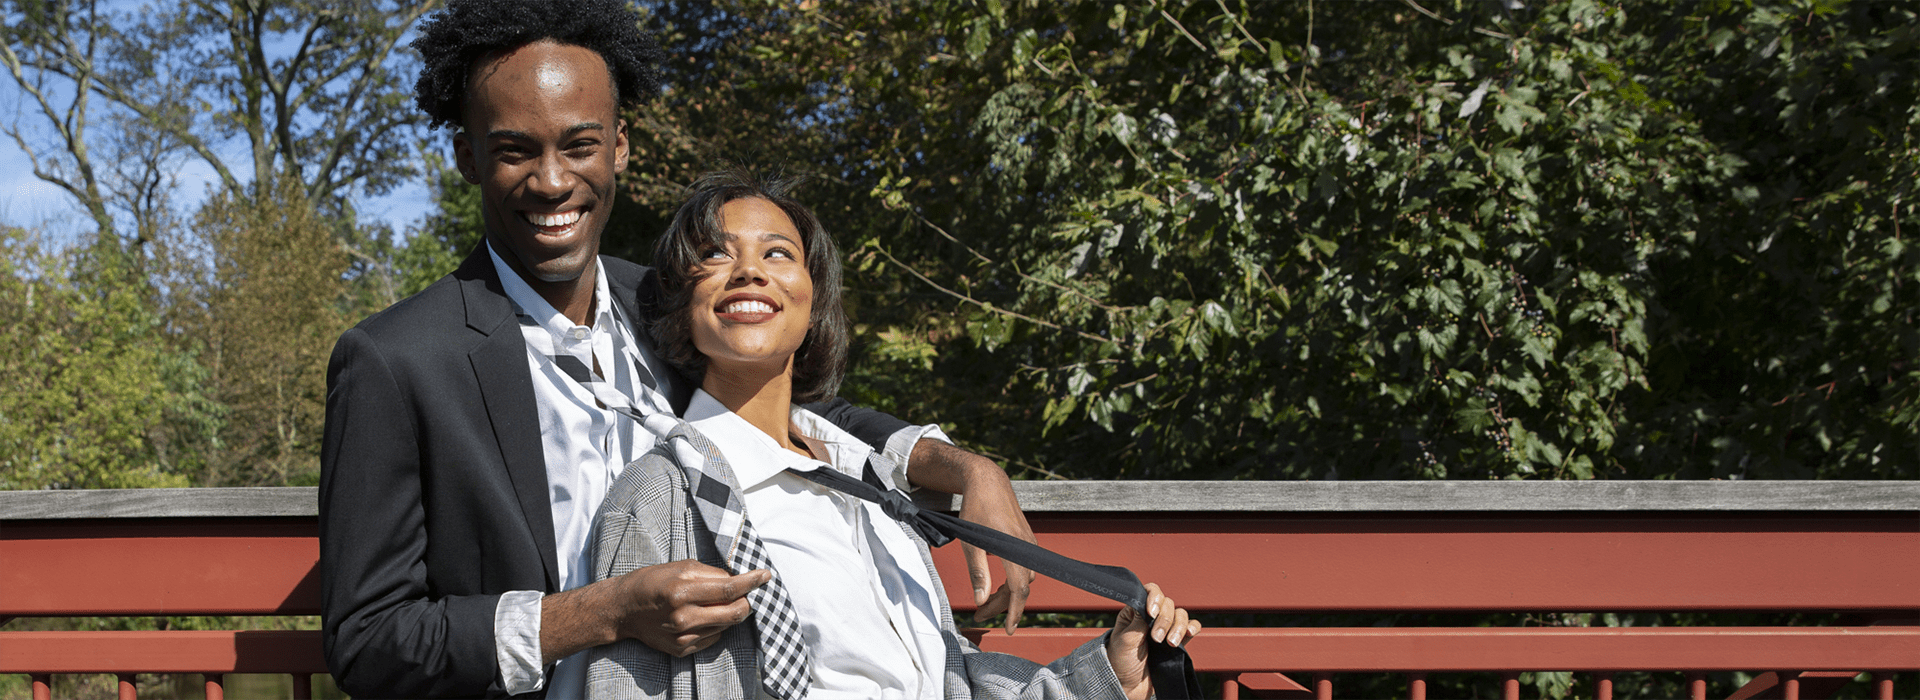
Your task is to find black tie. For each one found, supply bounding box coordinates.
[787,461,1203,700]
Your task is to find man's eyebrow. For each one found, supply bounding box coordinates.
[484,122,607,141]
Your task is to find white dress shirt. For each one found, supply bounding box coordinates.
[486,242,681,699]
[685,390,953,700]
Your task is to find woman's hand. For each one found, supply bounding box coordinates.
[1105,582,1201,700]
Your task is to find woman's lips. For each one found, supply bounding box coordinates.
[715,295,780,322]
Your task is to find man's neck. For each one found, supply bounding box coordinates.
[529,270,597,326]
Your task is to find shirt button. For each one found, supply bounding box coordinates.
[571,328,587,340]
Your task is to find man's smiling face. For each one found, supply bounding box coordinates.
[454,40,628,294]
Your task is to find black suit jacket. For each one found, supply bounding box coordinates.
[318,248,906,698]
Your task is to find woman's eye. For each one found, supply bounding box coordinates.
[767,247,796,260]
[700,248,729,261]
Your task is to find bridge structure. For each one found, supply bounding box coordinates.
[2,480,1916,699]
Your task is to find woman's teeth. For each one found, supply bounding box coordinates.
[725,300,774,314]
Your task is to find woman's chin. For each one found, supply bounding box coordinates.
[700,353,796,381]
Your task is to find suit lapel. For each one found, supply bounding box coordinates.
[457,249,561,590]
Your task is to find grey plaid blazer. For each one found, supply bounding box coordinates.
[584,425,1127,700]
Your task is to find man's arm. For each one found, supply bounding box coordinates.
[319,329,502,698]
[901,439,1039,633]
[536,560,766,663]
[801,398,1038,632]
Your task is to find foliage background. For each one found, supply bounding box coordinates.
[607,0,1918,483]
[4,0,1915,485]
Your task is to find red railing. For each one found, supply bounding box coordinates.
[3,482,1916,699]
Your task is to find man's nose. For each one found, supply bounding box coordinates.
[526,153,571,198]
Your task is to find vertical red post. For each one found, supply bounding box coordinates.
[1781,672,1800,700]
[1686,671,1707,700]
[1313,672,1333,700]
[1871,671,1895,700]
[204,673,224,700]
[293,673,314,700]
[1223,677,1240,700]
[30,674,50,700]
[1407,671,1428,700]
[1500,672,1519,700]
[1595,672,1614,700]
[117,673,137,700]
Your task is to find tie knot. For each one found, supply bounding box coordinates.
[876,487,954,547]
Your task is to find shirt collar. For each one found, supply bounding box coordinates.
[685,390,872,490]
[487,240,613,337]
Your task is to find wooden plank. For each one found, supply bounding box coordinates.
[0,631,327,674]
[965,627,1920,673]
[7,627,1913,676]
[5,481,1916,520]
[7,514,1911,615]
[930,514,1920,612]
[972,480,1920,513]
[0,519,320,616]
[0,488,315,519]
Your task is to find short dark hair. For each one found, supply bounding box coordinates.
[412,0,663,130]
[651,170,849,404]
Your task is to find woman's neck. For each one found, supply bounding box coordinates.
[701,361,810,457]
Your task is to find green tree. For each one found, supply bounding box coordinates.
[391,154,485,297]
[0,228,206,489]
[182,177,351,486]
[619,0,1916,481]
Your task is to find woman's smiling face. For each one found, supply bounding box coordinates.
[689,197,814,374]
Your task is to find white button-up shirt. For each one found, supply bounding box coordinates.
[686,390,952,700]
[486,242,680,699]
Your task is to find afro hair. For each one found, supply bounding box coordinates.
[412,0,663,130]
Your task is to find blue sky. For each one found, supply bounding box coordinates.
[0,119,438,244]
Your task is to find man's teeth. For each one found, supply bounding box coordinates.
[526,210,583,227]
[724,300,774,314]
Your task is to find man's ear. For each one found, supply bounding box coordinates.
[452,131,480,184]
[614,118,630,173]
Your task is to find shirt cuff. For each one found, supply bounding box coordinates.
[495,589,546,694]
[881,423,950,491]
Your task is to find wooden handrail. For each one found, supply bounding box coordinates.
[3,480,1917,518]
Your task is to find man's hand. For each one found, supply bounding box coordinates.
[1105,582,1201,700]
[541,559,767,664]
[957,472,1037,634]
[904,439,1038,634]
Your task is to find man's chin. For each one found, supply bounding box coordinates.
[516,248,596,285]
[527,264,590,284]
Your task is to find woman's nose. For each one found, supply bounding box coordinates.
[730,257,767,285]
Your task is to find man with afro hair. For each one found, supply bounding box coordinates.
[318,1,1041,697]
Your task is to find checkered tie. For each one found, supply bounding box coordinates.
[514,311,812,699]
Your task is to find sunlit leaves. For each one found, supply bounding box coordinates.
[620,0,1916,481]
